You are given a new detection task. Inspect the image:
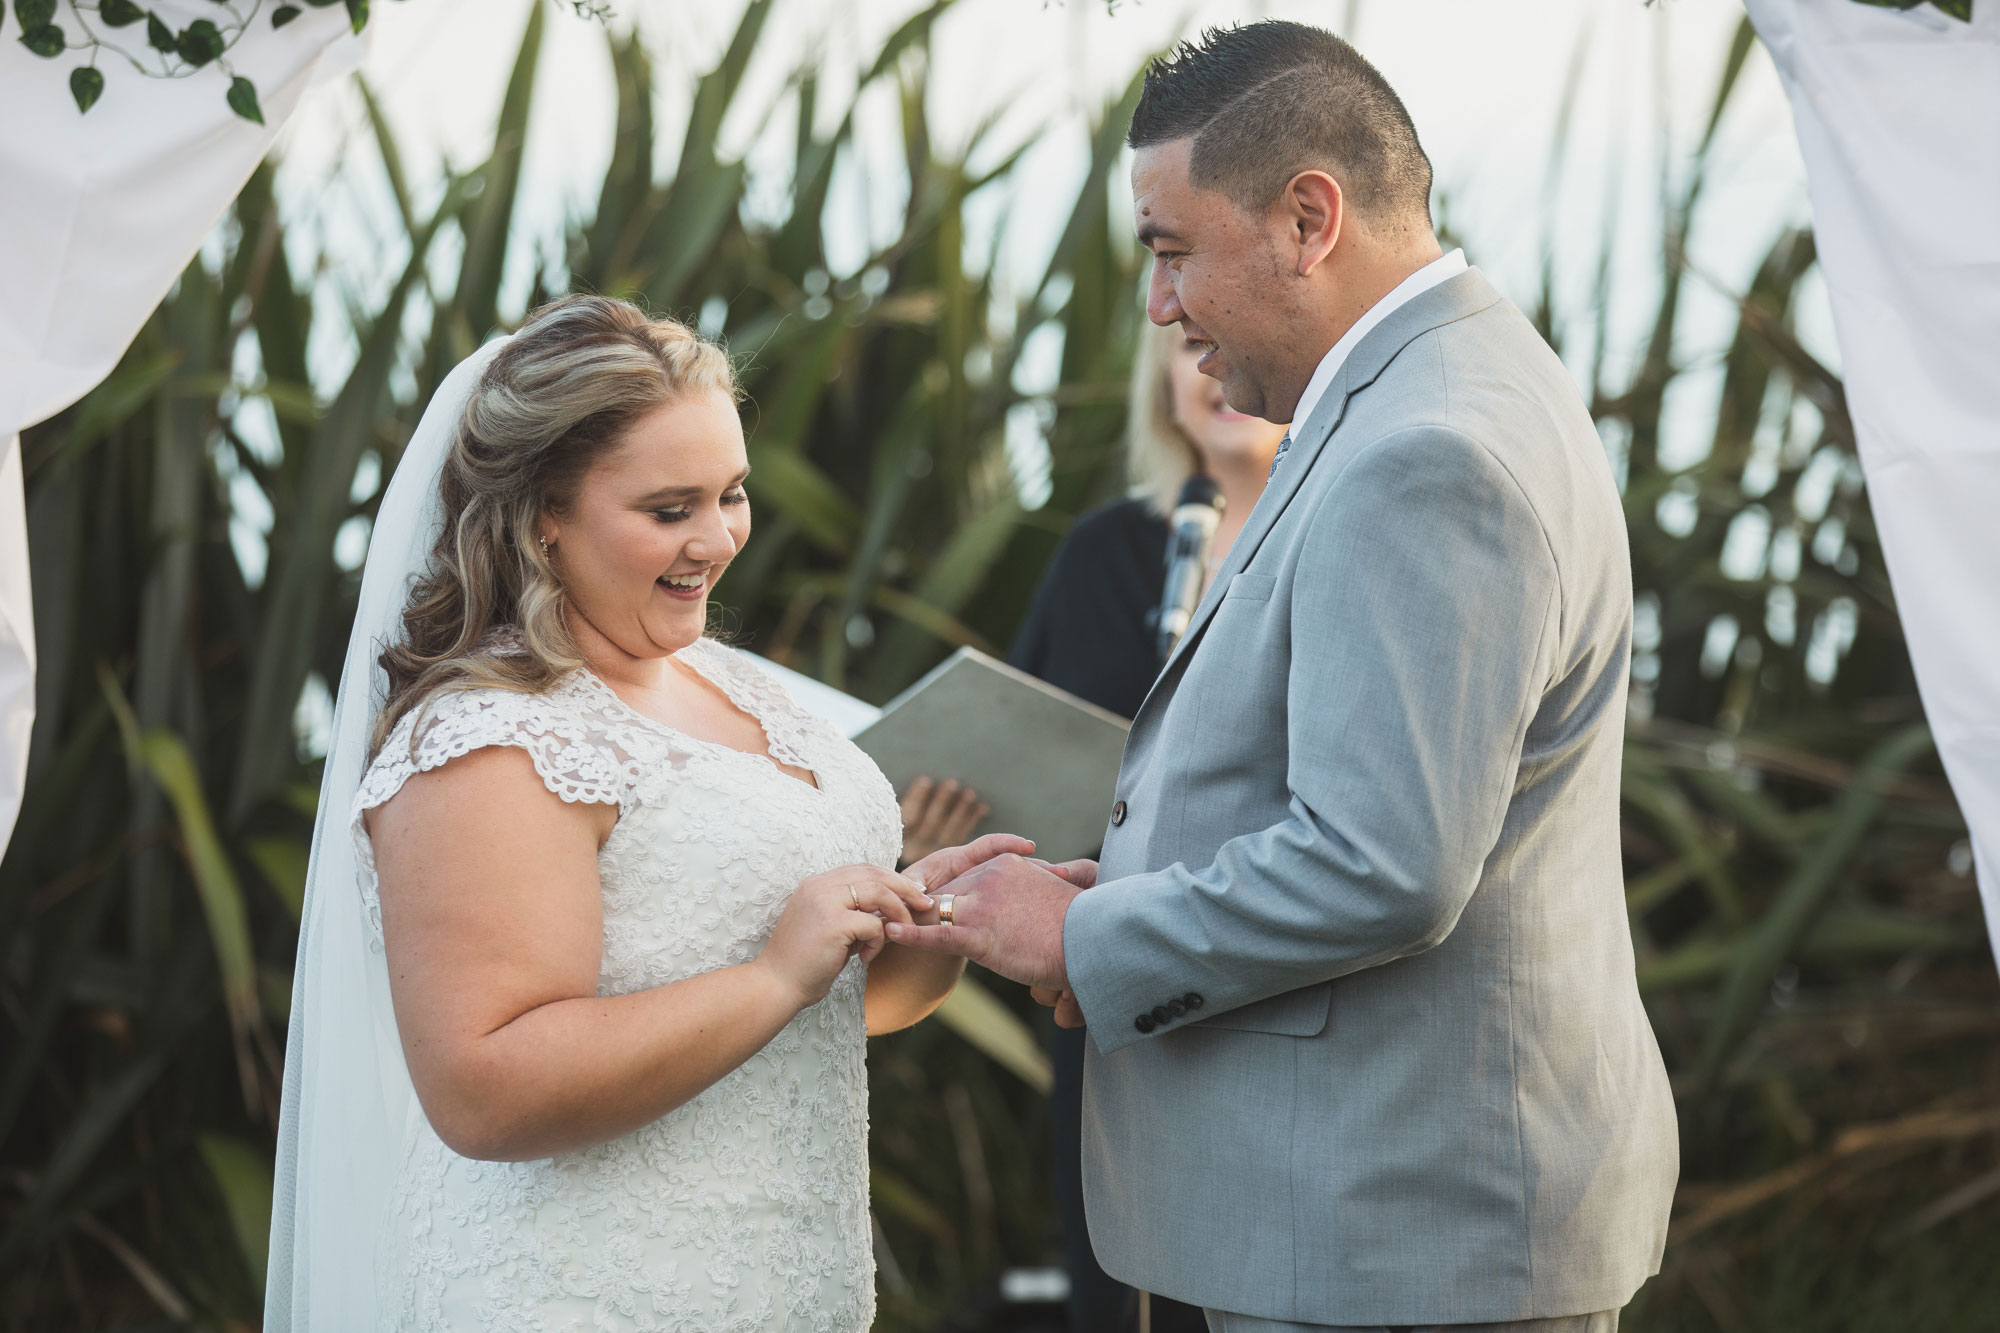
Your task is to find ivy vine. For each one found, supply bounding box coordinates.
[7,0,610,123]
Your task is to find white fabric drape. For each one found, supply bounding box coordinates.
[0,2,357,854]
[1744,0,2000,963]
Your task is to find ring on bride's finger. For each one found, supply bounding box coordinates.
[847,884,860,908]
[936,893,954,924]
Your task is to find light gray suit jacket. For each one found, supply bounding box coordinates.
[1064,269,1678,1325]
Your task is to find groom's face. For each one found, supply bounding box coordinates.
[1132,139,1300,422]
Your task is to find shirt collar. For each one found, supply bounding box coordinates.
[1286,248,1468,440]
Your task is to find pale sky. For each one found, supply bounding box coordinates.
[268,0,1827,477]
[252,0,1824,743]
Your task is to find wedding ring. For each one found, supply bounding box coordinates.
[936,893,955,924]
[847,884,860,908]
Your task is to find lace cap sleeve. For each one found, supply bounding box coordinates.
[355,682,633,820]
[347,680,634,950]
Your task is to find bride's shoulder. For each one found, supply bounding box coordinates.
[359,671,631,815]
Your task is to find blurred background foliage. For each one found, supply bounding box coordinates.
[2,3,1995,1329]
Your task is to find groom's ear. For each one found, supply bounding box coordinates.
[1283,169,1343,277]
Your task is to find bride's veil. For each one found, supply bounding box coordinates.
[265,336,509,1332]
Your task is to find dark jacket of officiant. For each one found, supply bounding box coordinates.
[1009,497,1206,1333]
[1009,498,1165,720]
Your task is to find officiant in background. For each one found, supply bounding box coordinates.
[1009,320,1284,1333]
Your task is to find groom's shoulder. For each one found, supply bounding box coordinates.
[1363,296,1598,465]
[1339,297,1623,556]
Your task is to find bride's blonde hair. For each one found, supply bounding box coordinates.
[370,295,738,758]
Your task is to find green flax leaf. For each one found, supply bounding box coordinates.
[68,64,104,113]
[139,730,260,1036]
[197,1135,273,1289]
[934,977,1052,1093]
[226,75,264,125]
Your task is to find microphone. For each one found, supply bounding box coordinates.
[1155,474,1225,661]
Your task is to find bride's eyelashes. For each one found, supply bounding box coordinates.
[650,489,748,524]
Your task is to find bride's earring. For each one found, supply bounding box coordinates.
[539,535,553,560]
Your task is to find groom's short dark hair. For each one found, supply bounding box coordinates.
[1129,21,1433,227]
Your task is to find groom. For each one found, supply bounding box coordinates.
[889,21,1677,1332]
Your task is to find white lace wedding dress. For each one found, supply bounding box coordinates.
[350,634,902,1332]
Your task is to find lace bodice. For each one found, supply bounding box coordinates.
[352,636,902,1331]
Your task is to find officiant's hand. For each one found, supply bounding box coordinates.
[885,853,1083,992]
[898,777,989,868]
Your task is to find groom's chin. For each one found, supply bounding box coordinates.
[1218,380,1264,421]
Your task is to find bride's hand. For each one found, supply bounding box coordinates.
[902,832,1038,897]
[755,865,936,1010]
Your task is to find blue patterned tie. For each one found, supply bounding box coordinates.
[1268,430,1293,479]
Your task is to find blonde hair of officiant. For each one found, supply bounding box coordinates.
[1126,321,1205,516]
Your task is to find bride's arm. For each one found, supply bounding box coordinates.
[862,929,965,1035]
[369,745,932,1162]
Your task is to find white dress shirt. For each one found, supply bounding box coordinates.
[1287,248,1468,435]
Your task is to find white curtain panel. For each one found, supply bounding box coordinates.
[1745,0,2000,963]
[0,3,358,854]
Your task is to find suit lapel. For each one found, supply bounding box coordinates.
[1132,269,1506,722]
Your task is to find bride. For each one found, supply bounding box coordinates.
[265,295,1027,1331]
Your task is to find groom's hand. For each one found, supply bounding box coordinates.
[1027,860,1094,1025]
[884,854,1080,992]
[1030,986,1088,1029]
[1039,858,1098,889]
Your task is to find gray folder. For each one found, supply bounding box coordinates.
[852,647,1132,864]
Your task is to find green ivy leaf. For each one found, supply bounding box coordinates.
[69,64,104,112]
[100,0,146,26]
[1929,0,1973,20]
[16,0,57,29]
[301,0,343,7]
[271,5,302,27]
[146,12,176,53]
[344,0,369,33]
[19,22,63,57]
[176,17,224,67]
[226,74,264,126]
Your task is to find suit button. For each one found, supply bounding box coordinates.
[1135,1014,1156,1034]
[1150,1005,1171,1025]
[1184,992,1205,1011]
[1166,999,1186,1018]
[1110,800,1127,827]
